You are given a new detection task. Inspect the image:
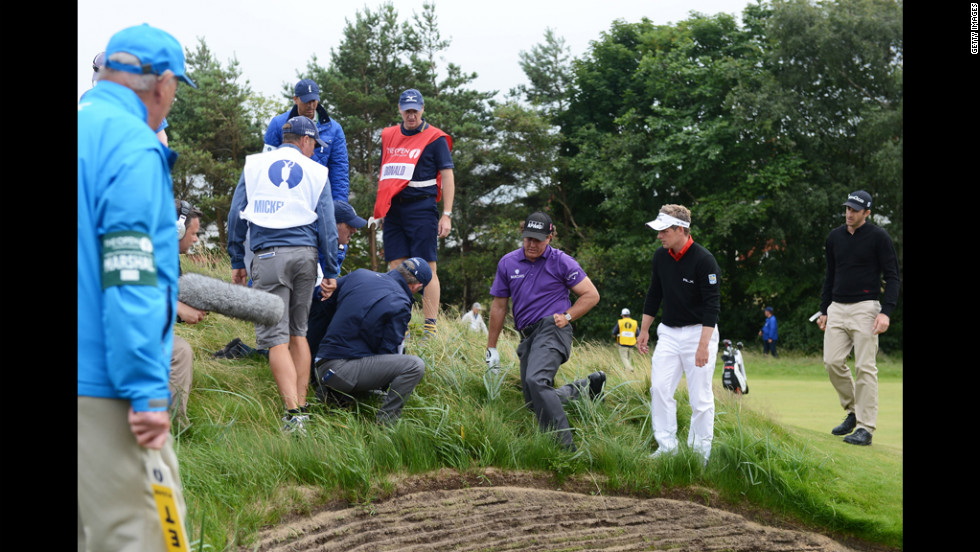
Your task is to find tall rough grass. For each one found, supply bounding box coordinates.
[173,250,902,550]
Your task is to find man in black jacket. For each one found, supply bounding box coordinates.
[637,204,721,465]
[817,190,900,446]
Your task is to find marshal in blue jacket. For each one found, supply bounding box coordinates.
[78,81,180,412]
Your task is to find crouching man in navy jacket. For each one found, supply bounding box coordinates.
[312,258,431,424]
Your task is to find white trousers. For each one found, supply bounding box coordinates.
[649,323,719,459]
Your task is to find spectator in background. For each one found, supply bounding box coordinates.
[758,306,778,358]
[460,302,488,334]
[612,308,638,372]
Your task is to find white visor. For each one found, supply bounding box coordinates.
[645,213,691,231]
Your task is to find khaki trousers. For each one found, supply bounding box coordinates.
[618,345,634,372]
[78,397,187,552]
[170,335,193,422]
[823,300,880,433]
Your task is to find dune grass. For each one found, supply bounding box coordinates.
[172,251,903,551]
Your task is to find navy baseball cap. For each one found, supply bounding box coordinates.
[401,257,432,287]
[334,201,367,229]
[104,23,197,88]
[294,79,320,103]
[843,190,872,211]
[282,116,327,148]
[399,88,424,111]
[522,212,554,240]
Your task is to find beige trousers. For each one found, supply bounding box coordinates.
[823,300,880,433]
[618,345,634,372]
[78,397,187,552]
[170,335,193,422]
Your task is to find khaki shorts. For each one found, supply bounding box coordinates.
[250,245,318,348]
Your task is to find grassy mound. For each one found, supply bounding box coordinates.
[173,251,902,551]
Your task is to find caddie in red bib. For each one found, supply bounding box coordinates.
[372,88,455,337]
[374,123,453,219]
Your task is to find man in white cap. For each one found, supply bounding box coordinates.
[78,22,196,552]
[612,308,638,372]
[460,302,487,334]
[636,204,721,465]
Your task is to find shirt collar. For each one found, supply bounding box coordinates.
[519,244,552,263]
[668,236,694,261]
[401,118,429,135]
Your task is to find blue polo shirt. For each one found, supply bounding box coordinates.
[489,245,586,331]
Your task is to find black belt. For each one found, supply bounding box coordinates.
[518,318,547,340]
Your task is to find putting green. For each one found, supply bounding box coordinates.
[720,377,903,451]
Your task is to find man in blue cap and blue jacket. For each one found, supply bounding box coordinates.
[78,22,196,552]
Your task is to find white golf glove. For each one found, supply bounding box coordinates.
[485,347,500,369]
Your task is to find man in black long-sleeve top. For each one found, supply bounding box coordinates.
[636,204,721,465]
[817,190,900,446]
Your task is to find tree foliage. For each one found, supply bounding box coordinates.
[533,0,902,350]
[167,39,269,247]
[169,0,902,352]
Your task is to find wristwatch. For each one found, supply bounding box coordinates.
[442,211,452,217]
[563,312,572,322]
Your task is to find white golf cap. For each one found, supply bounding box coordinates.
[473,302,482,310]
[621,308,630,316]
[645,212,691,231]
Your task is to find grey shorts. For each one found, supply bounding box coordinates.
[250,245,318,348]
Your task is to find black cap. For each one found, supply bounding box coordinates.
[522,212,554,240]
[843,190,872,210]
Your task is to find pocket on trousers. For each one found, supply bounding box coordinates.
[322,365,357,394]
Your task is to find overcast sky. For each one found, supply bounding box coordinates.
[79,0,758,103]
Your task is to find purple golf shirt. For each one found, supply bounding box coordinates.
[490,245,587,331]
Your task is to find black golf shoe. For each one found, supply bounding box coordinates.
[588,371,606,401]
[831,412,856,436]
[843,428,873,446]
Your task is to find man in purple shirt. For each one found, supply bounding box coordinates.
[485,212,604,451]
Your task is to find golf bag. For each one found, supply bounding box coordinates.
[721,339,749,394]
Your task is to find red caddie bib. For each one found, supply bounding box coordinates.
[374,123,453,219]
